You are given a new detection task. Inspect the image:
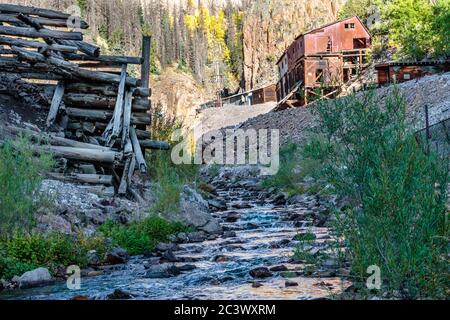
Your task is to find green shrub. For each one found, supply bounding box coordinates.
[0,233,99,280]
[0,137,54,235]
[302,88,449,298]
[99,216,187,255]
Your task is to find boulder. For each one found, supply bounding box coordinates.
[249,267,273,279]
[285,280,299,287]
[165,186,222,234]
[269,265,288,272]
[160,250,178,263]
[107,289,133,300]
[87,250,101,267]
[104,247,129,265]
[207,198,227,211]
[16,267,54,289]
[199,182,218,195]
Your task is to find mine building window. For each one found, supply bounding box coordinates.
[345,23,355,29]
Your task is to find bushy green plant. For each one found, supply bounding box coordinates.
[0,233,99,280]
[99,216,187,255]
[302,88,449,298]
[0,137,54,236]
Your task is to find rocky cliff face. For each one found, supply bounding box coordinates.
[242,0,346,90]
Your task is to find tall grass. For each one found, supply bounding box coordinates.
[147,104,199,214]
[302,88,449,298]
[0,137,54,236]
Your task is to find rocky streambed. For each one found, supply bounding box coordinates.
[0,167,350,300]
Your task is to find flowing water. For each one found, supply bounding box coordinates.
[1,183,348,300]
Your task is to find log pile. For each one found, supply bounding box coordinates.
[0,4,169,196]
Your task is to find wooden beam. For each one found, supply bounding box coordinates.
[130,126,147,173]
[122,90,133,146]
[0,25,82,41]
[48,173,113,186]
[103,64,127,146]
[46,81,64,127]
[59,40,100,57]
[139,140,170,150]
[64,53,141,64]
[0,4,71,19]
[0,14,89,29]
[0,36,77,53]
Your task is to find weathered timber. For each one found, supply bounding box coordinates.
[0,36,77,53]
[40,145,122,164]
[0,4,71,19]
[12,47,138,86]
[64,53,141,64]
[48,172,113,185]
[118,154,135,195]
[122,90,133,146]
[5,125,111,151]
[64,82,118,96]
[0,14,88,29]
[103,64,127,146]
[66,108,150,125]
[59,40,100,57]
[134,87,151,97]
[139,140,170,150]
[64,93,150,111]
[140,36,151,89]
[0,25,82,40]
[46,81,64,127]
[130,127,147,173]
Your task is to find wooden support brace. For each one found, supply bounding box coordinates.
[46,81,64,127]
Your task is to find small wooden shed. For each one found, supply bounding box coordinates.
[375,60,450,86]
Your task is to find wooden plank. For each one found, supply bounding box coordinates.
[46,82,64,127]
[122,90,133,146]
[102,64,127,146]
[0,25,82,41]
[130,126,147,173]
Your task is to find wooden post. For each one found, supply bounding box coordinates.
[140,36,151,89]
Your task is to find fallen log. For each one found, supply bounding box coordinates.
[118,154,135,195]
[0,25,83,41]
